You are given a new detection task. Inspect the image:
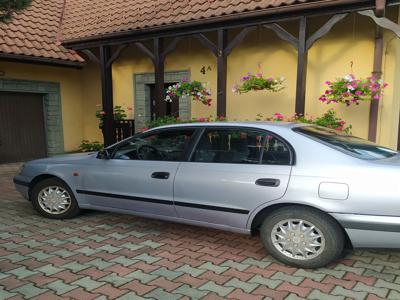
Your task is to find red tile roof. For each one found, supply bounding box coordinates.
[0,0,84,64]
[61,0,332,42]
[1,0,359,63]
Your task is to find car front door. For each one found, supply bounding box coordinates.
[174,127,293,229]
[79,128,196,217]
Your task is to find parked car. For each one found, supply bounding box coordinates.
[13,122,400,268]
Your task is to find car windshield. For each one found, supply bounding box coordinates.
[294,126,398,160]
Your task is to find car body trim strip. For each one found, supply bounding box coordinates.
[76,189,249,214]
[331,213,400,233]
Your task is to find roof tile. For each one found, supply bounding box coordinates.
[0,0,83,63]
[60,0,342,42]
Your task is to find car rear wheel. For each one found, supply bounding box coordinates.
[31,178,81,219]
[260,206,344,268]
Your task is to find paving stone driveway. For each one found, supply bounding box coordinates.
[1,163,400,300]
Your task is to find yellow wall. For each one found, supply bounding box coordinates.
[0,61,84,152]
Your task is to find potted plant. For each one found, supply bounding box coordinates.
[165,80,212,106]
[232,72,285,94]
[319,74,388,106]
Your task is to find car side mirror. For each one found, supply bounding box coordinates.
[97,149,110,160]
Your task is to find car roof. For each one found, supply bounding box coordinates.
[153,121,307,131]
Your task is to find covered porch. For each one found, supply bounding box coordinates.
[63,0,400,149]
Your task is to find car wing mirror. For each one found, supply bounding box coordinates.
[97,149,111,160]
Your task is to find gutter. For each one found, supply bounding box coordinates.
[0,53,84,68]
[62,0,375,48]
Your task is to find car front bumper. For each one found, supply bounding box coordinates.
[331,213,400,248]
[13,175,30,200]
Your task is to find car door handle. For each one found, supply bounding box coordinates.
[151,172,170,179]
[255,178,280,187]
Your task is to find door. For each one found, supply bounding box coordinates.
[0,92,46,163]
[149,83,179,119]
[80,128,196,217]
[174,127,293,229]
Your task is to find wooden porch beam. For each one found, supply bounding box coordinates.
[306,13,348,50]
[99,45,116,146]
[367,0,386,142]
[295,16,308,115]
[264,23,299,49]
[194,33,218,56]
[217,29,227,117]
[134,42,155,62]
[162,36,184,59]
[358,10,400,38]
[224,26,257,56]
[106,44,129,68]
[154,38,166,117]
[82,49,100,64]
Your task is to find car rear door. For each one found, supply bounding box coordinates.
[173,126,293,229]
[79,127,196,217]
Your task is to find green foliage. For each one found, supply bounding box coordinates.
[268,109,352,134]
[166,80,212,106]
[144,115,228,130]
[0,0,31,22]
[95,105,128,129]
[233,73,285,94]
[79,140,103,152]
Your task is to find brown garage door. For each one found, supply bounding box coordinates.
[0,92,47,163]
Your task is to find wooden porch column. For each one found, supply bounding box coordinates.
[154,38,166,117]
[99,45,116,146]
[369,0,386,142]
[295,17,308,115]
[217,29,228,117]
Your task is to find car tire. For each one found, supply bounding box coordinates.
[30,178,81,219]
[260,206,344,268]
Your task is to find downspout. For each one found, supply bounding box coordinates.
[368,0,386,142]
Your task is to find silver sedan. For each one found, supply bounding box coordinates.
[13,122,400,268]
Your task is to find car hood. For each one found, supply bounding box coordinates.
[27,152,96,165]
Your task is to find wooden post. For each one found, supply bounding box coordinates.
[217,29,227,117]
[99,45,116,146]
[369,0,386,142]
[295,16,308,116]
[154,38,166,117]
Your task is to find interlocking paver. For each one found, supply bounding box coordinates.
[10,283,47,298]
[173,284,208,299]
[1,163,400,300]
[71,276,106,291]
[46,279,78,295]
[98,273,132,287]
[199,281,235,297]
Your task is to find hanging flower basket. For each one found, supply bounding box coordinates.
[165,80,212,106]
[232,72,285,94]
[319,74,388,106]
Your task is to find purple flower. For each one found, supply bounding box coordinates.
[241,76,250,81]
[355,90,363,95]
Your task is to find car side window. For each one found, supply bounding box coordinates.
[262,135,291,165]
[113,129,195,161]
[192,128,264,164]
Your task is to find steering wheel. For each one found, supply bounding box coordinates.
[137,145,164,160]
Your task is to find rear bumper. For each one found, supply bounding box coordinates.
[13,175,30,200]
[331,213,400,248]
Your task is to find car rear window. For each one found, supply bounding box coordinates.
[293,126,398,160]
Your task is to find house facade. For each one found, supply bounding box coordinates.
[1,0,400,163]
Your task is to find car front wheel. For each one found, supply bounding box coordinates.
[260,206,344,268]
[31,178,81,219]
